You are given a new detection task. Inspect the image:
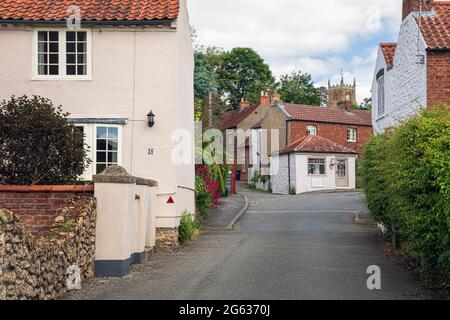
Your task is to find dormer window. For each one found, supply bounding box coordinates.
[307,125,317,136]
[33,29,91,80]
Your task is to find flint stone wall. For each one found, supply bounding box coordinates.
[156,228,179,253]
[0,196,96,300]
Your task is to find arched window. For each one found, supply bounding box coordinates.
[376,69,385,116]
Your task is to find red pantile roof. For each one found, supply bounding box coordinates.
[416,2,450,50]
[279,135,357,155]
[219,105,258,130]
[380,43,397,69]
[282,104,372,127]
[0,0,179,23]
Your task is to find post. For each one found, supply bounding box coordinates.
[231,163,237,194]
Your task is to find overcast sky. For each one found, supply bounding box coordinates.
[187,0,403,103]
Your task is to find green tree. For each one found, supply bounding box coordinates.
[0,95,90,185]
[216,48,275,108]
[194,46,223,101]
[194,46,226,125]
[353,97,372,110]
[279,71,322,106]
[317,86,328,106]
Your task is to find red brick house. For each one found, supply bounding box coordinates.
[219,91,373,185]
[258,99,372,158]
[372,0,450,133]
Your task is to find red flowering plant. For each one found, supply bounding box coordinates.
[195,165,221,209]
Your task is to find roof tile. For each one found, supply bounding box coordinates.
[380,43,397,69]
[219,105,259,130]
[283,103,372,127]
[279,135,357,155]
[0,0,180,22]
[416,2,450,50]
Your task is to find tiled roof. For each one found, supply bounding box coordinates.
[279,135,357,155]
[380,43,397,69]
[219,105,258,130]
[0,0,179,23]
[416,2,450,50]
[282,104,372,127]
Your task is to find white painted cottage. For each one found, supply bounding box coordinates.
[0,0,195,250]
[372,0,450,134]
[270,135,357,195]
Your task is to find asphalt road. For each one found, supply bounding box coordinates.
[67,189,434,300]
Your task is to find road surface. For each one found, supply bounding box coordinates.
[67,189,434,300]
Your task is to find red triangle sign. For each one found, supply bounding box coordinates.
[167,196,175,204]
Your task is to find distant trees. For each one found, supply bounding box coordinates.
[353,97,372,110]
[193,40,336,123]
[216,48,275,108]
[278,71,322,106]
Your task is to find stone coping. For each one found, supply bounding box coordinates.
[0,185,94,193]
[93,165,158,187]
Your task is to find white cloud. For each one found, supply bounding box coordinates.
[188,0,402,103]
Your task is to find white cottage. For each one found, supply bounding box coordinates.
[270,135,357,195]
[0,0,195,250]
[372,0,450,134]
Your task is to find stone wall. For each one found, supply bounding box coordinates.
[0,197,96,300]
[0,185,94,234]
[270,154,290,195]
[156,228,179,253]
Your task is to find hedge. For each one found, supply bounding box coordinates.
[362,105,450,292]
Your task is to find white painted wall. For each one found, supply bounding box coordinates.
[270,153,356,195]
[372,47,393,134]
[0,1,195,228]
[372,14,428,134]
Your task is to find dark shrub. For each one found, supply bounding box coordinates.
[362,105,450,293]
[0,95,90,185]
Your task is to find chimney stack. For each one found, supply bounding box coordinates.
[402,0,425,20]
[240,98,250,111]
[260,91,271,107]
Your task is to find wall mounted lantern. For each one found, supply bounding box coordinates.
[330,157,337,170]
[147,110,155,127]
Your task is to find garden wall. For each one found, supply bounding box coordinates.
[0,185,94,234]
[0,196,96,300]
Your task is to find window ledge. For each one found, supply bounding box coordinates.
[32,76,93,81]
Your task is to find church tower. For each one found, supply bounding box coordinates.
[328,77,357,109]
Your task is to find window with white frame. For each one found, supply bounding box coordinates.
[95,126,119,174]
[376,69,385,116]
[34,29,91,79]
[308,158,326,175]
[347,128,357,142]
[306,125,317,136]
[71,124,122,180]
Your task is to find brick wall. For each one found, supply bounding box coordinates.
[427,51,450,107]
[289,121,373,157]
[0,185,94,234]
